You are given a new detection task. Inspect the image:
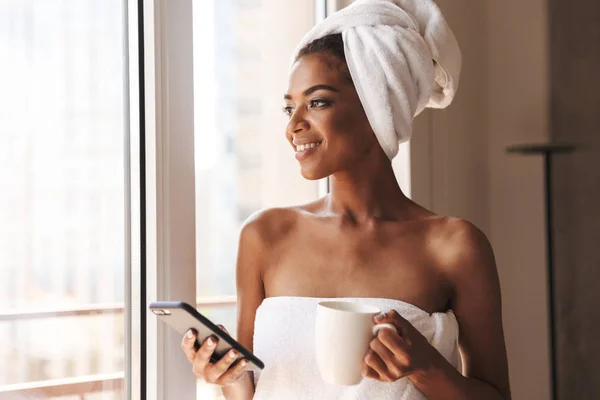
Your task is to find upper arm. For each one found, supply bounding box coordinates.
[235,213,268,353]
[235,208,291,352]
[446,219,511,399]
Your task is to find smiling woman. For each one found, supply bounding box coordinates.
[183,1,511,400]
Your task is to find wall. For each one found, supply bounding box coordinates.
[480,0,553,397]
[549,0,600,398]
[413,0,490,233]
[486,0,552,398]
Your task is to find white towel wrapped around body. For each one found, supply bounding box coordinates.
[252,297,460,400]
[292,0,462,160]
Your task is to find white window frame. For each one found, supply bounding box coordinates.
[142,1,197,399]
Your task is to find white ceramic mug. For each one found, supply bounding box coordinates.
[315,301,398,386]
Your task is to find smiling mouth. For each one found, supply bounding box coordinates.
[295,141,323,153]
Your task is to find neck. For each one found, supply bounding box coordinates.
[326,147,411,224]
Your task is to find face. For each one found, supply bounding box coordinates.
[284,53,377,180]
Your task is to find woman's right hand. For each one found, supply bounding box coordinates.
[181,325,249,386]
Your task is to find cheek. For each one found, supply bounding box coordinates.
[326,109,374,152]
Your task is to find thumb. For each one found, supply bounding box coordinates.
[373,310,410,334]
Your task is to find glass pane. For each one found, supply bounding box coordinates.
[193,0,318,296]
[0,1,127,399]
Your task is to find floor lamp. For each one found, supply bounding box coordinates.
[506,142,577,400]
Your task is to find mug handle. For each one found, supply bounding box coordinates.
[372,323,397,336]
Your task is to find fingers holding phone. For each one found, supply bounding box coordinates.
[181,328,200,362]
[203,346,249,385]
[182,328,249,386]
[153,301,263,386]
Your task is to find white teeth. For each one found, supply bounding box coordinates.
[295,141,321,152]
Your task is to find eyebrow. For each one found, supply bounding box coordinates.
[284,84,340,100]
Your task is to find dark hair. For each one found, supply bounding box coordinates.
[296,33,353,84]
[297,33,345,61]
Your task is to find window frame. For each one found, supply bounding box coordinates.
[0,0,140,397]
[141,1,197,399]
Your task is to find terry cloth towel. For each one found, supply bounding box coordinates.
[252,296,460,400]
[292,0,462,160]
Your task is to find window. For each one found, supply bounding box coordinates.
[1,1,374,399]
[0,1,131,398]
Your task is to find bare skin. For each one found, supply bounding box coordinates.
[182,52,511,399]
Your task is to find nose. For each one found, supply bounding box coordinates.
[286,110,310,137]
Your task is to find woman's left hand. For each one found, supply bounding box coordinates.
[362,310,443,383]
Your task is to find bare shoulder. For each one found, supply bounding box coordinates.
[429,217,497,277]
[235,207,302,305]
[235,207,306,351]
[443,217,494,260]
[429,223,509,398]
[239,203,313,247]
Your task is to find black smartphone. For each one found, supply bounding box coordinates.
[149,301,264,371]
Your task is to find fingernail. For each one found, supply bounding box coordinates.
[241,360,247,367]
[207,337,215,347]
[229,350,238,359]
[186,330,194,339]
[374,313,385,321]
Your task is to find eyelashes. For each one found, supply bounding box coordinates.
[282,99,333,117]
[309,99,331,109]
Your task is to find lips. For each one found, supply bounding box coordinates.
[294,140,323,161]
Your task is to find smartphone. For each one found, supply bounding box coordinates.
[149,301,264,371]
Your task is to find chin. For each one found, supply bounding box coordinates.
[299,166,329,181]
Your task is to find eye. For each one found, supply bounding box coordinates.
[309,99,331,109]
[282,106,294,117]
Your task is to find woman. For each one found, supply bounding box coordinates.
[182,1,510,399]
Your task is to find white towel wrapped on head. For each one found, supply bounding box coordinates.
[292,0,462,160]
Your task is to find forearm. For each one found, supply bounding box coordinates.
[409,360,507,400]
[222,372,255,400]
